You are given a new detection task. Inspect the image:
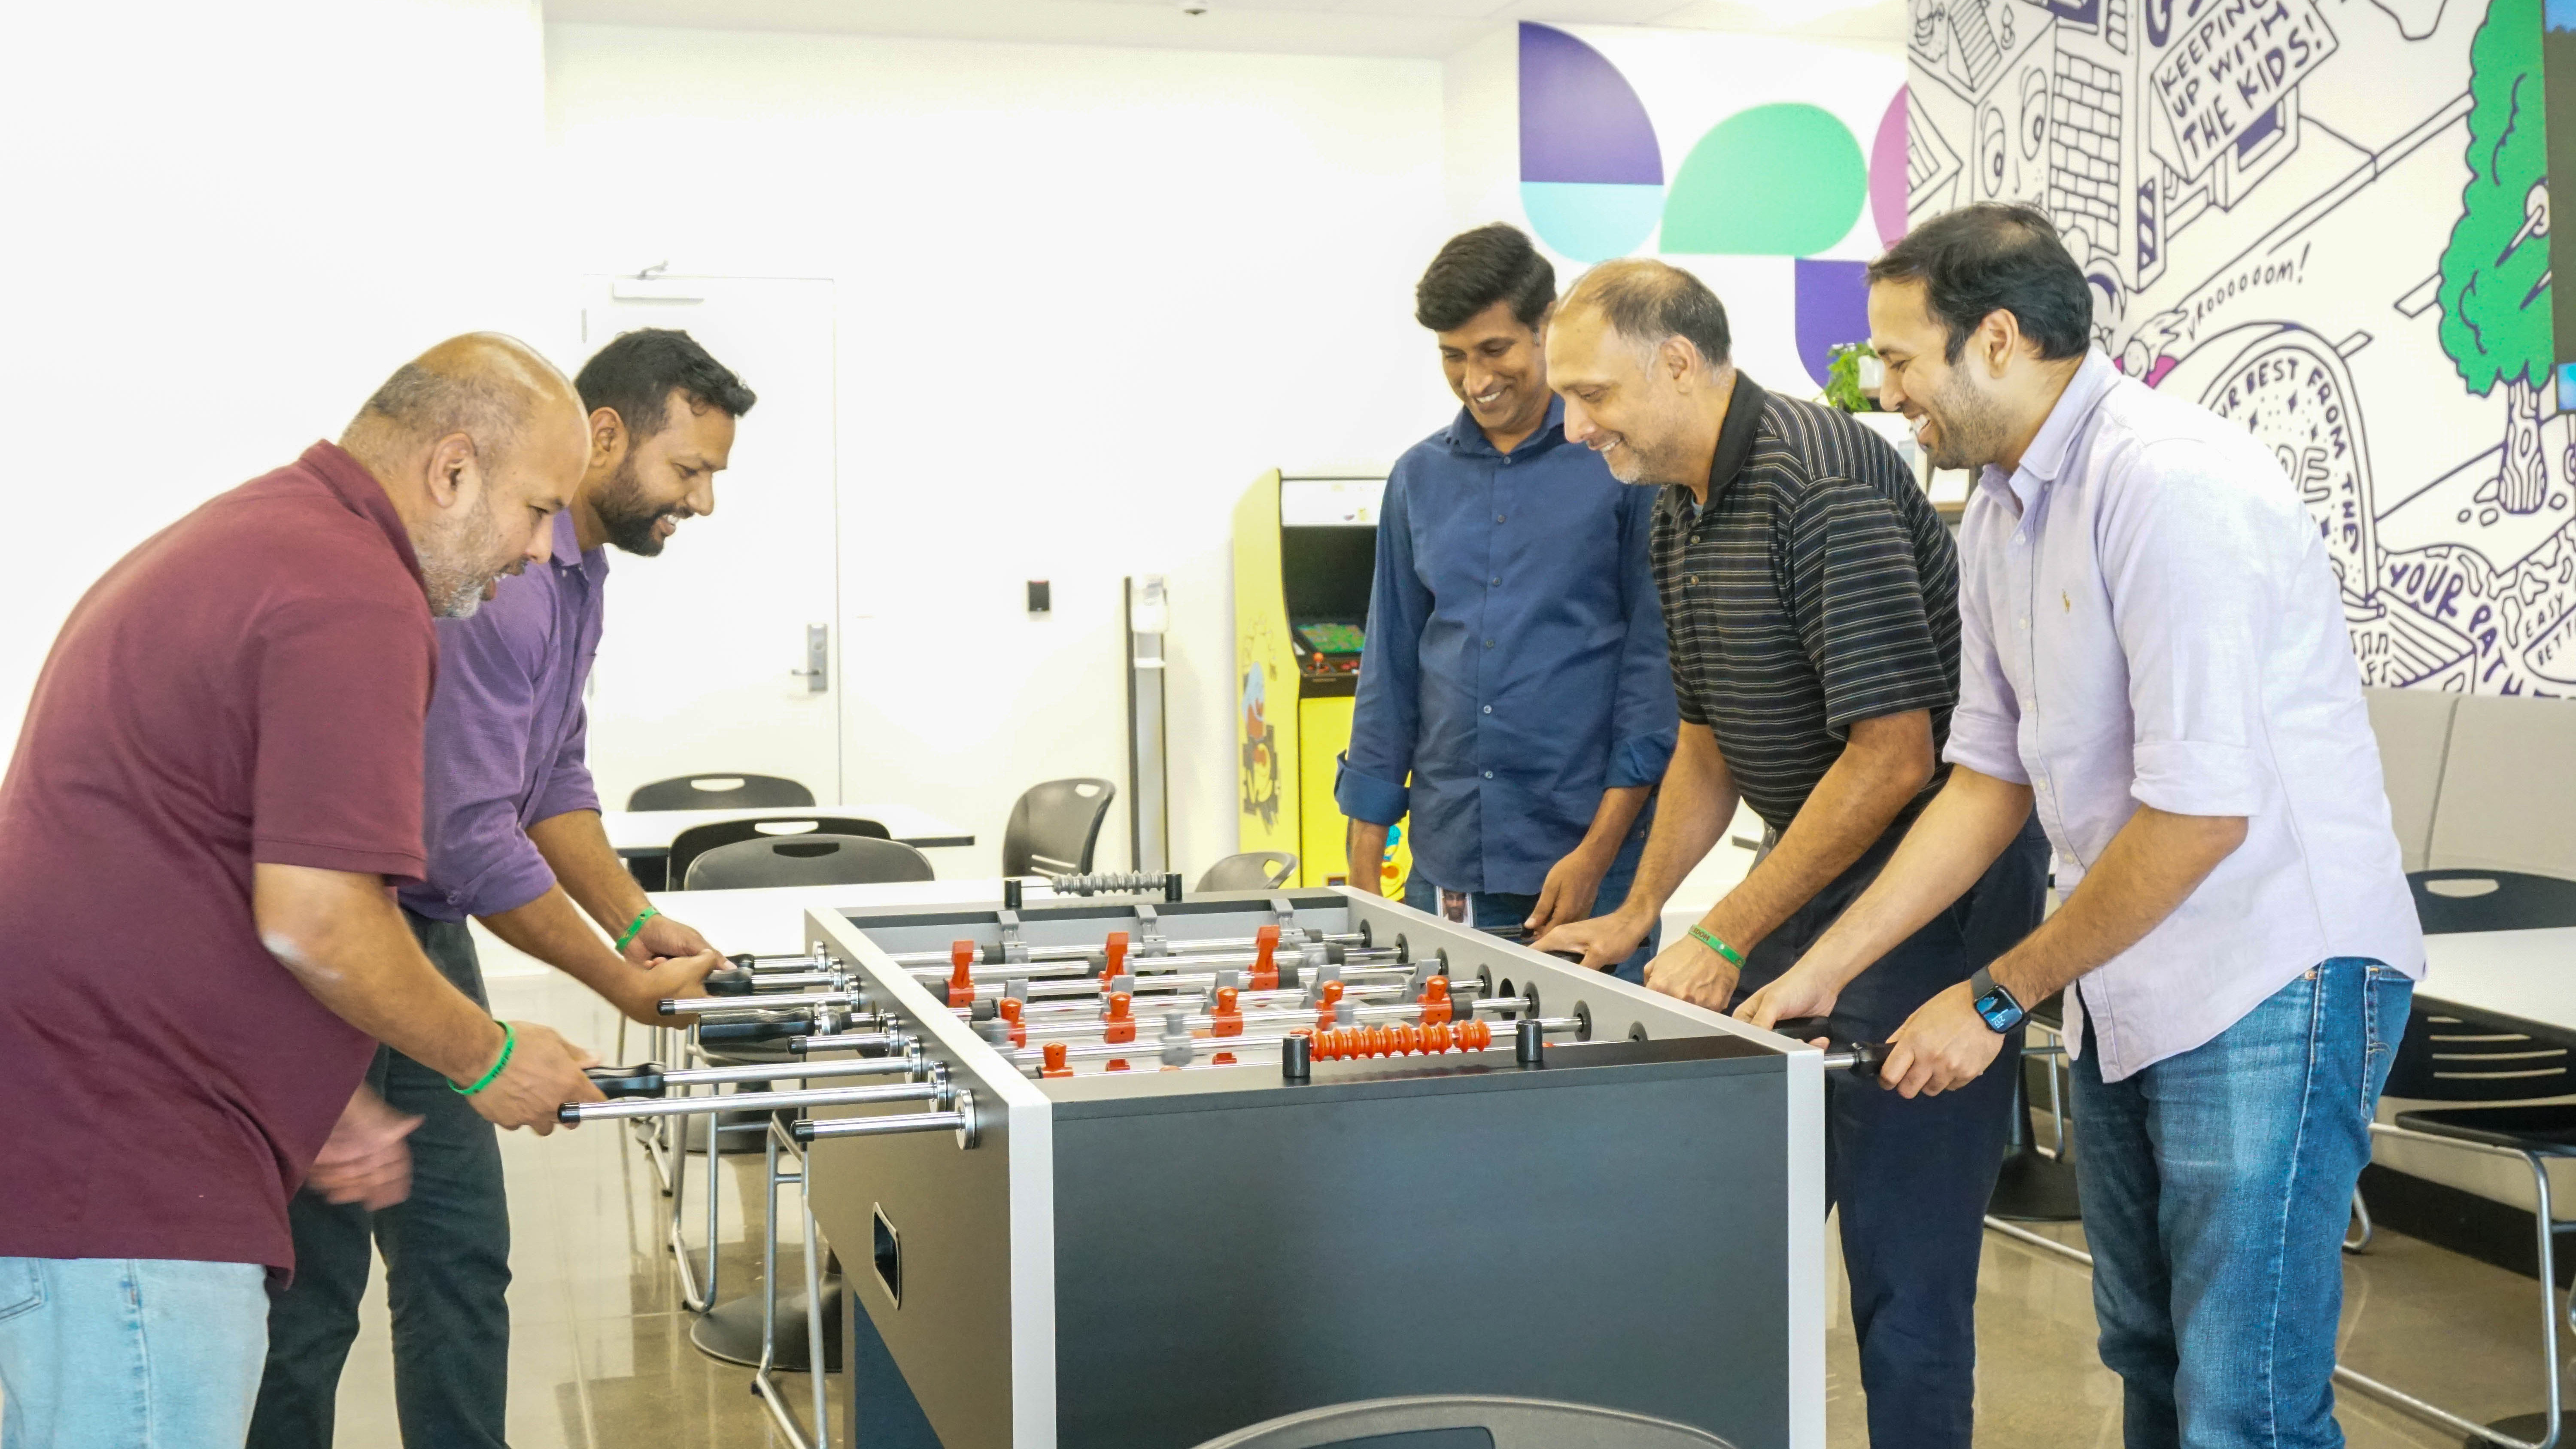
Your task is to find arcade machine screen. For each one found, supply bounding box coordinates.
[1292,621,1366,681]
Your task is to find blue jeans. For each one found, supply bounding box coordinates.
[0,1256,270,1449]
[1403,826,1656,982]
[2070,958,2413,1449]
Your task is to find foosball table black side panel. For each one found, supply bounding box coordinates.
[1050,1049,1790,1449]
[835,1040,1794,1449]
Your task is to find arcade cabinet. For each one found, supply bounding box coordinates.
[1231,471,1410,892]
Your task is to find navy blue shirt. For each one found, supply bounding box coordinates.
[1336,397,1677,896]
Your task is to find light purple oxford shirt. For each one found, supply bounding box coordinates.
[398,509,608,922]
[1944,350,2423,1082]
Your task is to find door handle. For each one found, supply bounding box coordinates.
[788,623,829,693]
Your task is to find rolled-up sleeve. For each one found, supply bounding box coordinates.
[1606,479,1677,787]
[531,691,601,826]
[420,614,558,919]
[2101,442,2269,818]
[1942,506,2029,784]
[1336,469,1427,827]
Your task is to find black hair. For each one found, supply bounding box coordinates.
[1560,258,1732,369]
[1415,224,1556,332]
[574,328,757,441]
[1865,204,2092,363]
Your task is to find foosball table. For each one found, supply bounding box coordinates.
[573,887,1840,1449]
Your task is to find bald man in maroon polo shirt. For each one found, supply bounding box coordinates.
[0,335,610,1449]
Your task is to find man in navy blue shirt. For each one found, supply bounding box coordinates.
[1337,225,1677,979]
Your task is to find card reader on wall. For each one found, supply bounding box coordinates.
[1027,580,1051,616]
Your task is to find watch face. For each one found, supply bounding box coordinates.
[1975,990,2021,1029]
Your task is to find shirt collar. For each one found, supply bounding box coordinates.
[1443,394,1567,459]
[298,440,427,596]
[1668,368,1766,518]
[551,507,608,583]
[1979,348,2117,507]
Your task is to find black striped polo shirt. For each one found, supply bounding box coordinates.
[1652,371,1959,834]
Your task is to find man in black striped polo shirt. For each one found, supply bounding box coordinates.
[1534,259,2048,1449]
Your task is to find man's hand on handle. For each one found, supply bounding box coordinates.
[613,949,722,1026]
[1534,905,1651,973]
[461,1021,603,1135]
[1640,930,1739,1012]
[308,1086,420,1209]
[1733,964,1841,1035]
[1877,981,2007,1098]
[627,911,716,969]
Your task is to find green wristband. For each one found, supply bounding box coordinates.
[615,905,660,953]
[451,1021,515,1096]
[1688,925,1745,968]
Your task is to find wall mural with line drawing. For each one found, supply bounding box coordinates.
[1908,0,2564,693]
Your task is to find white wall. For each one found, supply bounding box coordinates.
[2,0,556,750]
[547,24,1455,878]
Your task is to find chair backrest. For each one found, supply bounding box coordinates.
[626,773,815,812]
[1194,851,1299,892]
[2361,686,2456,873]
[2385,998,2576,1104]
[2408,868,2576,933]
[668,816,890,888]
[1002,778,1116,877]
[1190,1395,1735,1449]
[2427,693,2576,878]
[681,834,934,891]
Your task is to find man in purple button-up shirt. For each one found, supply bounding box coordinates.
[252,329,759,1449]
[1746,207,2421,1448]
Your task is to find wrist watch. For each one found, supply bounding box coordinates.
[1966,966,2026,1034]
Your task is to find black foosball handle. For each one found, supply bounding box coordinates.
[1770,1018,1896,1084]
[585,1063,668,1099]
[701,968,759,996]
[696,1012,815,1045]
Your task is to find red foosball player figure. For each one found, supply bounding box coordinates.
[947,940,978,1007]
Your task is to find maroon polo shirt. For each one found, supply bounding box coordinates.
[0,442,438,1273]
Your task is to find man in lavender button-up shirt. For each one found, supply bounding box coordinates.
[1750,207,2422,1449]
[253,329,759,1449]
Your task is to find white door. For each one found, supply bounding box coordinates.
[576,275,841,807]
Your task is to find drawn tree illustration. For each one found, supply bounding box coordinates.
[2437,0,2553,515]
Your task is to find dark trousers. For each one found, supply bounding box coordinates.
[1402,823,1658,982]
[250,912,511,1449]
[1732,811,2049,1449]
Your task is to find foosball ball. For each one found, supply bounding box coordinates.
[568,889,1847,1449]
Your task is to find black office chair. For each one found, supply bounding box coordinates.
[1988,993,2080,1223]
[2336,999,2576,1448]
[683,835,933,890]
[1195,851,1298,892]
[1001,778,1116,877]
[626,773,815,811]
[1191,1395,1735,1448]
[2410,868,2576,933]
[667,816,891,890]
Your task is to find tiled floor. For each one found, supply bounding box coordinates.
[315,972,2561,1447]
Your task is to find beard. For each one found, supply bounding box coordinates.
[592,453,679,557]
[1918,366,2014,472]
[419,491,508,620]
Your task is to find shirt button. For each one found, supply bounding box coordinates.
[1495,513,1506,523]
[1489,576,1500,586]
[1484,639,1494,648]
[1482,705,1493,714]
[1483,770,1495,779]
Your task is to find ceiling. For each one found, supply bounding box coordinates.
[541,0,1906,60]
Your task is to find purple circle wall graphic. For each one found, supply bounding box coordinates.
[1518,23,1666,262]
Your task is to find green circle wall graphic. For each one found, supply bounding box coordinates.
[1661,103,1867,256]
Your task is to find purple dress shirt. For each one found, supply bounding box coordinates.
[398,509,608,922]
[1946,350,2422,1081]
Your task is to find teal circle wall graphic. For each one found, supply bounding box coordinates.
[1661,103,1867,256]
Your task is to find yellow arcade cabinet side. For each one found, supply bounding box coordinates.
[1232,471,1410,892]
